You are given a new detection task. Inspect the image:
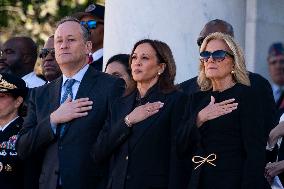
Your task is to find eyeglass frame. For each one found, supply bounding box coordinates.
[80,20,104,30]
[200,50,234,63]
[39,48,55,59]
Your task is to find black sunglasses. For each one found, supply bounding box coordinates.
[200,50,234,63]
[39,48,55,59]
[80,20,103,30]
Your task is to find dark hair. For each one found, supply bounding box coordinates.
[9,37,38,66]
[130,39,176,93]
[197,19,234,46]
[105,54,131,76]
[56,16,91,42]
[9,93,28,117]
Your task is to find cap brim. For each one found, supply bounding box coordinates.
[0,88,28,98]
[72,12,93,20]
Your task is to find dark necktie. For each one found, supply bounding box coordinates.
[57,79,76,137]
[88,54,93,64]
[276,90,284,109]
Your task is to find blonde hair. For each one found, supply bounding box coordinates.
[197,32,250,91]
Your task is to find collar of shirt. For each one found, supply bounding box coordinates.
[22,71,46,88]
[62,64,89,86]
[91,48,103,61]
[0,116,19,132]
[272,84,284,102]
[61,64,89,100]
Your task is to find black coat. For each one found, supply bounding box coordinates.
[16,66,125,189]
[179,72,277,137]
[177,83,269,189]
[179,73,278,163]
[93,86,188,189]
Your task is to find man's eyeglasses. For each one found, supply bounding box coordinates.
[80,20,103,30]
[200,50,234,63]
[39,48,55,59]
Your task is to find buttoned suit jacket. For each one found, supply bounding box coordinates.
[93,88,188,189]
[16,66,125,189]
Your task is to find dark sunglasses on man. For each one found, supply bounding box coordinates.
[200,50,234,63]
[80,20,103,30]
[39,48,55,59]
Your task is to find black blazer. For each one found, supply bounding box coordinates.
[179,73,278,163]
[179,73,277,138]
[91,56,103,71]
[93,86,188,189]
[177,83,269,189]
[16,66,125,189]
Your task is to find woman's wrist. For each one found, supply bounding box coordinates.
[124,115,133,127]
[196,112,205,127]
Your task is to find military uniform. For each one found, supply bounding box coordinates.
[0,73,28,189]
[0,117,24,189]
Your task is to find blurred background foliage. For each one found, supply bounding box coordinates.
[0,0,104,73]
[0,0,105,46]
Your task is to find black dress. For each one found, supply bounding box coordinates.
[177,83,268,189]
[0,117,24,189]
[94,85,189,189]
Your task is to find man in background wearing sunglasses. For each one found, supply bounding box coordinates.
[40,35,62,83]
[73,3,105,71]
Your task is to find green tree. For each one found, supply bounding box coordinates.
[0,0,96,45]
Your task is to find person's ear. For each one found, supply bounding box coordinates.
[14,96,23,109]
[158,63,166,75]
[86,41,92,54]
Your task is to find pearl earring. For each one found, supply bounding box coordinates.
[231,70,235,74]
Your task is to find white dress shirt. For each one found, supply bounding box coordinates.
[22,71,46,88]
[91,48,103,62]
[60,64,89,101]
[272,84,284,103]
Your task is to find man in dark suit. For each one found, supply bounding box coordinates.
[267,42,284,118]
[16,16,124,189]
[73,3,105,71]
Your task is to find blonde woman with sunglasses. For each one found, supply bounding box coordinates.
[177,32,268,189]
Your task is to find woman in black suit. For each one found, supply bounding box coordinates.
[177,32,268,189]
[93,39,188,189]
